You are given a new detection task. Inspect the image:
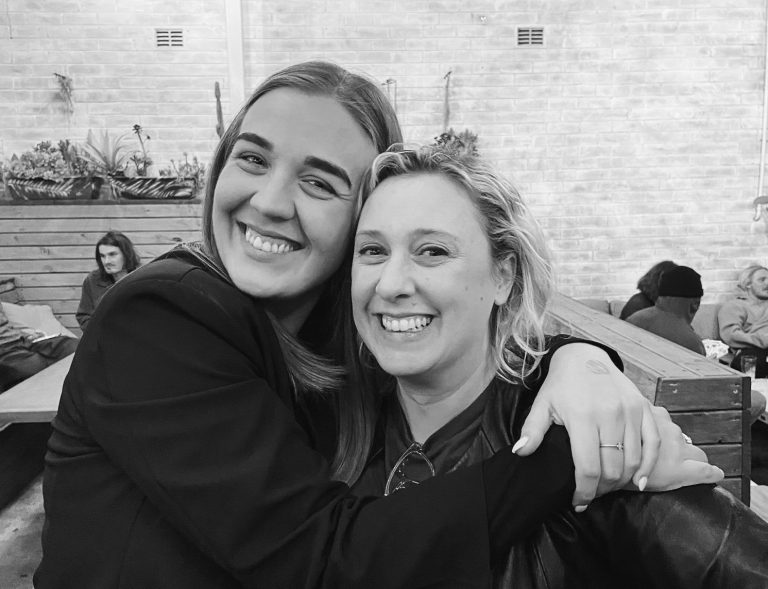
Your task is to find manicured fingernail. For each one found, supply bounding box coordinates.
[511,436,529,454]
[574,504,588,513]
[637,476,648,492]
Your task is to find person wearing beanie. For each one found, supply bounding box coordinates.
[626,265,706,356]
[620,260,677,320]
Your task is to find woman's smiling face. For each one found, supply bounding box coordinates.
[213,88,378,327]
[352,172,513,386]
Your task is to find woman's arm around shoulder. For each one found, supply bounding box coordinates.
[77,260,572,588]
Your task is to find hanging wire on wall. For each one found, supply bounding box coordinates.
[381,78,397,114]
[443,70,452,132]
[755,0,768,221]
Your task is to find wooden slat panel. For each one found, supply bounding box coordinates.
[6,231,201,246]
[0,203,202,219]
[45,301,79,314]
[10,273,100,287]
[0,218,202,232]
[0,260,96,273]
[669,410,743,444]
[699,443,743,476]
[719,477,746,503]
[548,294,738,379]
[16,287,86,301]
[2,244,175,260]
[655,377,744,411]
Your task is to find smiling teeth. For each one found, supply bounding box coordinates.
[381,315,433,332]
[244,226,295,254]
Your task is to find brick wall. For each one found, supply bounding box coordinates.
[2,0,767,301]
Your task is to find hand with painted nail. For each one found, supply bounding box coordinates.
[623,405,724,493]
[514,343,660,509]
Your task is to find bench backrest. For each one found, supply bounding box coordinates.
[0,202,203,335]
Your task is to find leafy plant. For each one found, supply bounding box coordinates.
[433,128,480,156]
[81,129,131,175]
[129,124,153,176]
[5,140,93,180]
[159,153,206,189]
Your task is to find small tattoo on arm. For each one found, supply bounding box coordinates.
[586,359,609,374]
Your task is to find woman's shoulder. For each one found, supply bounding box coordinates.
[84,268,107,285]
[98,255,272,335]
[118,255,239,302]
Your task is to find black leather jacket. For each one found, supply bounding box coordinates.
[353,378,768,588]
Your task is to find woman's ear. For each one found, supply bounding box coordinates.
[493,259,515,306]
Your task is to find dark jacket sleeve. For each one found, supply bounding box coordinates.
[80,270,573,588]
[75,274,95,330]
[567,486,768,588]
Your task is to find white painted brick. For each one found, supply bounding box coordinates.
[2,0,767,299]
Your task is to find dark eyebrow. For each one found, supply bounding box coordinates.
[304,156,351,191]
[234,132,273,151]
[355,228,457,241]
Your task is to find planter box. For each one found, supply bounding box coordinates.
[6,177,103,201]
[110,176,198,200]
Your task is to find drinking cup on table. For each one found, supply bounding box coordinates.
[741,355,757,379]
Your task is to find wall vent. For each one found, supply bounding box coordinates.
[156,29,184,48]
[517,27,544,46]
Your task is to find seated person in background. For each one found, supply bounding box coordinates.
[719,265,768,377]
[76,231,140,330]
[349,145,767,588]
[619,260,677,320]
[625,265,706,356]
[718,264,768,418]
[0,305,78,389]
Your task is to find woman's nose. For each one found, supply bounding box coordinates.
[375,256,415,300]
[249,172,295,219]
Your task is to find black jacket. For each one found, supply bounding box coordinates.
[354,378,768,588]
[35,253,582,589]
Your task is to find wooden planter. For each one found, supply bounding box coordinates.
[5,177,103,201]
[109,176,198,200]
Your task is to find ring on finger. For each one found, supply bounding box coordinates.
[599,442,624,452]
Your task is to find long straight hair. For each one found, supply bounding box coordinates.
[95,231,141,281]
[199,61,402,484]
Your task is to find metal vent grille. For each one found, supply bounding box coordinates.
[517,27,544,46]
[156,29,184,48]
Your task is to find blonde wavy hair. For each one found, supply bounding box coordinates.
[360,145,555,381]
[737,264,768,296]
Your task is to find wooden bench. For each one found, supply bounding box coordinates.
[0,201,203,336]
[0,279,70,509]
[547,293,751,504]
[0,353,73,429]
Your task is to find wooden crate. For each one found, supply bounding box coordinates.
[547,293,750,504]
[0,202,203,335]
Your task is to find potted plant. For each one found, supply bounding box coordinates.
[433,128,480,156]
[3,140,102,201]
[108,125,201,200]
[80,129,132,199]
[158,153,206,198]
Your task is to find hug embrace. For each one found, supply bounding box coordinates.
[35,61,767,588]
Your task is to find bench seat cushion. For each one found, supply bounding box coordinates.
[2,302,77,339]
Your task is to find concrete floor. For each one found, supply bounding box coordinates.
[0,475,43,589]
